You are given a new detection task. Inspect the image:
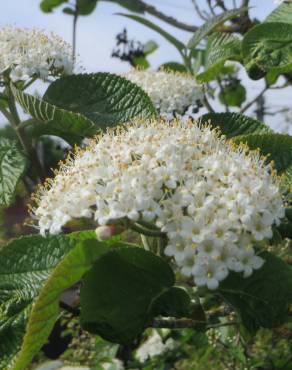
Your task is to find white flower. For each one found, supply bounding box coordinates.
[234,248,264,278]
[0,27,73,83]
[193,259,229,290]
[60,367,89,370]
[35,361,64,370]
[101,359,124,370]
[135,331,175,362]
[32,119,285,289]
[123,69,203,116]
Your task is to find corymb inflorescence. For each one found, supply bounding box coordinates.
[0,26,73,83]
[124,69,203,116]
[32,119,285,289]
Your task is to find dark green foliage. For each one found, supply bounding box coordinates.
[0,138,28,207]
[219,82,246,107]
[12,73,157,145]
[200,113,271,138]
[188,8,245,48]
[243,23,292,79]
[219,252,292,333]
[234,133,292,186]
[43,73,157,128]
[80,247,176,344]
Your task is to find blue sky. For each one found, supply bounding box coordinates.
[0,0,277,72]
[1,0,290,132]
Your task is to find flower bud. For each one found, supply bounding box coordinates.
[95,225,118,241]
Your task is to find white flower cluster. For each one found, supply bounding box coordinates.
[35,361,89,370]
[135,331,174,363]
[101,359,124,370]
[33,119,284,289]
[0,27,73,82]
[124,69,203,116]
[60,367,90,370]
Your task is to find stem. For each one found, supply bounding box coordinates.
[138,219,160,231]
[182,51,194,75]
[217,78,229,112]
[72,12,78,62]
[22,76,38,91]
[151,318,238,330]
[207,0,216,15]
[106,0,199,32]
[216,0,228,12]
[206,321,239,329]
[151,318,206,329]
[157,237,163,256]
[240,85,269,113]
[203,92,215,113]
[140,234,151,250]
[191,0,209,21]
[131,223,166,238]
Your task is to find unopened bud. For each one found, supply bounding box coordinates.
[95,225,118,240]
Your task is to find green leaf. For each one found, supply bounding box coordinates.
[80,247,175,344]
[265,2,292,24]
[11,85,96,145]
[198,63,228,83]
[76,0,98,15]
[286,208,292,222]
[12,238,117,370]
[143,40,159,55]
[117,13,185,52]
[219,251,292,333]
[0,125,18,141]
[62,6,75,14]
[188,8,245,49]
[242,22,292,80]
[0,233,78,369]
[233,133,292,186]
[197,33,241,83]
[219,82,246,107]
[277,219,292,239]
[0,138,28,207]
[40,0,67,12]
[149,287,191,318]
[199,113,271,139]
[0,233,121,370]
[264,3,292,83]
[40,0,98,15]
[132,56,150,70]
[265,69,280,85]
[11,73,156,145]
[205,34,242,68]
[159,62,187,73]
[43,73,157,128]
